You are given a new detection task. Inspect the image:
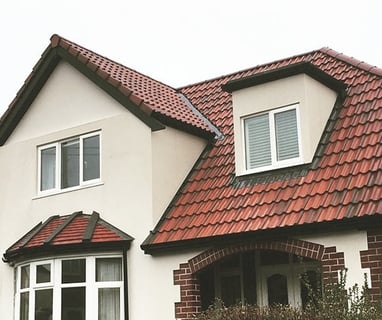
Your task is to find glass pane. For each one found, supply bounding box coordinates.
[35,289,53,320]
[20,265,30,289]
[96,258,122,282]
[275,109,299,161]
[267,273,288,305]
[221,275,241,307]
[20,292,29,320]
[98,288,120,320]
[62,259,86,283]
[61,139,80,189]
[83,135,100,181]
[36,264,51,283]
[62,287,85,320]
[245,114,271,169]
[40,147,56,191]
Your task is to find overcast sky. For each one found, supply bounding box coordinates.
[1,0,381,116]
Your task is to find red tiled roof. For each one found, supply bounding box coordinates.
[143,48,382,251]
[4,211,133,262]
[0,35,215,145]
[50,35,214,133]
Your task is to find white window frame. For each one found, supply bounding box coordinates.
[242,103,303,174]
[14,255,124,320]
[37,131,102,196]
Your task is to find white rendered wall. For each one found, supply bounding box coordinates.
[0,61,206,320]
[301,230,370,288]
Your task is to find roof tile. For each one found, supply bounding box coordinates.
[144,48,382,249]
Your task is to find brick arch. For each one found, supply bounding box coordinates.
[173,239,345,320]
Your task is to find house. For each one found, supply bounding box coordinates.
[0,34,381,320]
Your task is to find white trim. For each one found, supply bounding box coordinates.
[242,103,303,174]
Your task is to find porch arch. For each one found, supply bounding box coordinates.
[173,239,345,320]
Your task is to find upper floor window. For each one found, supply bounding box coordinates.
[16,256,124,320]
[243,104,302,172]
[38,132,101,194]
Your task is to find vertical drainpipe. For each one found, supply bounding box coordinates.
[123,250,129,320]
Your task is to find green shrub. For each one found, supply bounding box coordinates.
[195,271,382,320]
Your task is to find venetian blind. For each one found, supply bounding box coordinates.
[274,109,299,161]
[245,113,271,169]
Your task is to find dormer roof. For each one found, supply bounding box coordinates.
[142,47,382,252]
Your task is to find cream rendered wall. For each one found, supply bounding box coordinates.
[300,230,370,288]
[232,74,337,175]
[0,61,206,320]
[152,128,207,224]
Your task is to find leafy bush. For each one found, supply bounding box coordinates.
[195,271,382,320]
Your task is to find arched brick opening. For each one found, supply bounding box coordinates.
[173,239,345,320]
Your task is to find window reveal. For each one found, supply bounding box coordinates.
[38,132,100,193]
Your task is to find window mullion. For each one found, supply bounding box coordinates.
[269,111,277,165]
[56,143,61,191]
[79,137,84,186]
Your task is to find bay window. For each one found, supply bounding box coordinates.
[15,256,124,320]
[38,132,101,194]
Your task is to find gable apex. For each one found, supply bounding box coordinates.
[0,34,215,146]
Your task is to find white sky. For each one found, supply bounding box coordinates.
[1,0,381,116]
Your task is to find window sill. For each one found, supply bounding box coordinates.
[33,181,104,200]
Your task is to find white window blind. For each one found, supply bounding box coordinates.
[274,109,299,161]
[244,114,271,169]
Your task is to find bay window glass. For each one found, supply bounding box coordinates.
[244,104,301,172]
[38,132,101,194]
[16,256,124,320]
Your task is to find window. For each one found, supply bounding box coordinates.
[15,256,124,320]
[199,251,320,310]
[38,132,101,193]
[243,104,302,172]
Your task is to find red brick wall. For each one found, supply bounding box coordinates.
[360,228,382,301]
[173,239,346,320]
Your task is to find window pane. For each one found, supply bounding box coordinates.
[267,273,288,305]
[62,287,85,320]
[35,289,53,320]
[61,139,80,189]
[36,264,51,283]
[62,259,86,283]
[98,288,120,320]
[40,147,56,191]
[96,258,122,282]
[20,265,30,289]
[245,114,271,169]
[275,109,299,161]
[83,135,100,181]
[221,275,241,307]
[20,292,29,320]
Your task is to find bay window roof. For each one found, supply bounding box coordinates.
[3,211,134,264]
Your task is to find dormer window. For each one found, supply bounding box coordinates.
[38,131,101,194]
[243,104,302,172]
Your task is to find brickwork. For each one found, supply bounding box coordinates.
[173,239,346,320]
[360,228,382,301]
